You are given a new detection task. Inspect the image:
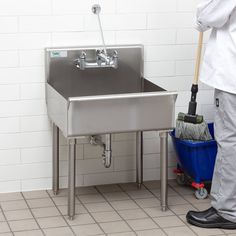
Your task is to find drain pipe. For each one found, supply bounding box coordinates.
[89,134,112,168]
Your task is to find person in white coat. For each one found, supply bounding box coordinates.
[186,0,236,229]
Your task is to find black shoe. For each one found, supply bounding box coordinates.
[186,207,236,229]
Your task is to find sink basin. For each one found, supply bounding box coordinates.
[45,45,177,137]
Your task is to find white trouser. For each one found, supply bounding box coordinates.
[211,89,236,222]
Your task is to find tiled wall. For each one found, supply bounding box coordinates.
[0,0,214,193]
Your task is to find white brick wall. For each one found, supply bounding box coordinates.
[0,0,215,193]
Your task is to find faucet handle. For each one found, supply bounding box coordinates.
[80,51,86,59]
[74,51,86,70]
[97,49,110,65]
[111,50,118,69]
[112,50,118,58]
[96,49,105,56]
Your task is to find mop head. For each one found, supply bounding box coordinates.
[176,119,213,141]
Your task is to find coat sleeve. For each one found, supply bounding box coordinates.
[196,0,236,31]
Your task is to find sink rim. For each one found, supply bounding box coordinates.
[45,44,144,53]
[68,90,178,102]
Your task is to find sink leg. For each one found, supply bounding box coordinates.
[52,124,59,195]
[136,131,143,189]
[159,131,168,211]
[68,139,76,220]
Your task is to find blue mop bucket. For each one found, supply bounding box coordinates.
[170,123,217,183]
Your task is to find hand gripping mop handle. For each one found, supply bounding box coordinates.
[188,32,204,116]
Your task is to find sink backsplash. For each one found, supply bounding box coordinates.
[0,0,214,192]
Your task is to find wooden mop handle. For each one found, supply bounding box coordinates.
[193,32,204,85]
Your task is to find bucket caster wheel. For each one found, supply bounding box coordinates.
[176,174,186,186]
[195,188,208,200]
[174,168,186,186]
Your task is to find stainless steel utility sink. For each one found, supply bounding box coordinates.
[45,45,177,220]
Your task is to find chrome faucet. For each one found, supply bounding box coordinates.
[75,4,118,70]
[75,49,118,70]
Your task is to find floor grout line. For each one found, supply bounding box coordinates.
[140,183,176,236]
[74,191,108,235]
[94,185,138,236]
[0,205,14,235]
[46,189,77,236]
[167,184,205,236]
[20,192,46,236]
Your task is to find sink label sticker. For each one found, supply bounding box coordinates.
[50,51,68,58]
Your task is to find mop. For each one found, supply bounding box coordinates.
[175,32,212,141]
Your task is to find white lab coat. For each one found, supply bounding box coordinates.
[197,0,236,94]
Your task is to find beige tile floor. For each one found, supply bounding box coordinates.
[0,180,234,236]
